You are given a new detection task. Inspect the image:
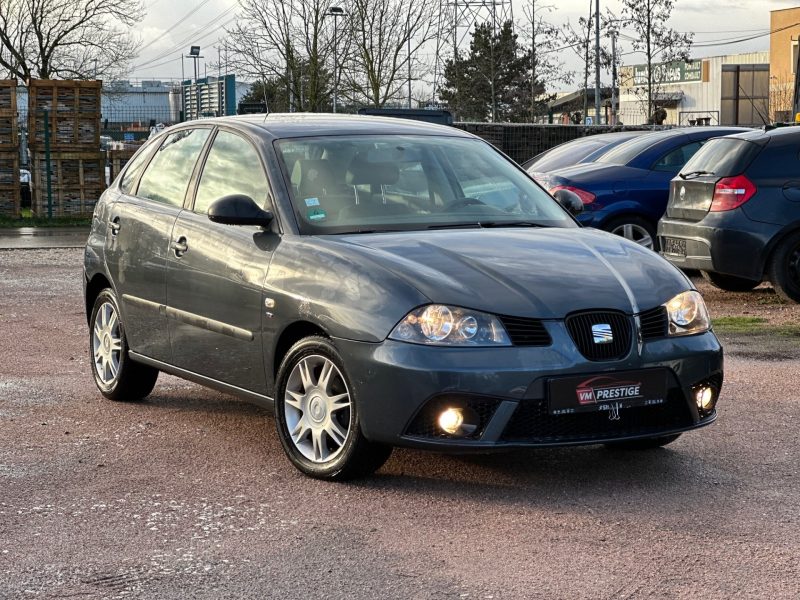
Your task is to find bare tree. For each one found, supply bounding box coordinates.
[621,0,692,121]
[225,0,341,112]
[344,0,436,108]
[0,0,143,82]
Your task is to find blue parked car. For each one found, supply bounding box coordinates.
[536,127,749,249]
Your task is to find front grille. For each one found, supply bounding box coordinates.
[565,311,632,361]
[498,315,551,347]
[639,306,669,340]
[405,395,501,439]
[501,390,692,443]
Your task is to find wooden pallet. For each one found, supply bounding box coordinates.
[31,150,106,217]
[0,111,19,149]
[0,150,20,218]
[108,148,138,182]
[0,79,17,113]
[28,79,102,150]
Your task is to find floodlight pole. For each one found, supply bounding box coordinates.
[186,46,203,119]
[594,0,601,125]
[326,7,346,113]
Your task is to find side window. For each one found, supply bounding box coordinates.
[194,130,269,214]
[137,128,211,207]
[119,143,157,194]
[653,142,703,172]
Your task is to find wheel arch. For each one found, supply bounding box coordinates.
[762,220,800,279]
[85,273,113,325]
[271,320,330,380]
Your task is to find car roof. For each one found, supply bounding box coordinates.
[187,113,475,140]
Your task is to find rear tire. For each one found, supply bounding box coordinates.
[89,289,158,401]
[604,433,681,450]
[605,216,658,251]
[274,336,392,480]
[701,270,760,292]
[768,232,800,303]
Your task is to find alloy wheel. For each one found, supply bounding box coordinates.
[610,222,654,249]
[283,355,352,463]
[92,301,122,385]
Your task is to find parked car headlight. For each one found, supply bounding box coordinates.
[389,305,512,346]
[664,291,710,336]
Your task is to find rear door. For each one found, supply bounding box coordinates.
[104,127,212,361]
[165,128,276,393]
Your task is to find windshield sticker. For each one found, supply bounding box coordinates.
[307,208,327,221]
[304,197,320,207]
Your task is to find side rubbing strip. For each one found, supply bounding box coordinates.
[122,294,165,315]
[165,306,255,342]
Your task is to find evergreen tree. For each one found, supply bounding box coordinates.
[440,22,541,122]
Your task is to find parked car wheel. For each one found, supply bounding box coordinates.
[606,216,658,250]
[701,270,760,292]
[768,232,800,303]
[90,289,158,401]
[274,336,392,480]
[604,433,681,450]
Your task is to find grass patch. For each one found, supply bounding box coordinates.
[713,316,800,337]
[0,214,92,228]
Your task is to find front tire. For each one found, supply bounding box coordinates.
[274,336,392,480]
[701,270,760,292]
[768,232,800,303]
[604,433,681,450]
[89,289,158,401]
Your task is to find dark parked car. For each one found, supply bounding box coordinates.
[83,114,722,480]
[659,126,800,301]
[522,130,645,172]
[538,127,749,249]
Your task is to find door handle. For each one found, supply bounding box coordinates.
[170,237,188,257]
[109,217,121,235]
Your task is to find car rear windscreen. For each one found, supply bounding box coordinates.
[679,138,763,178]
[528,139,607,172]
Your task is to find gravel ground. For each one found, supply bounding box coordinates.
[0,249,798,599]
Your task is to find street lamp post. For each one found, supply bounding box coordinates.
[326,6,346,113]
[186,45,203,119]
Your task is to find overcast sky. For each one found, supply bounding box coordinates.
[130,0,800,90]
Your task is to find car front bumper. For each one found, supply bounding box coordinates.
[334,329,723,450]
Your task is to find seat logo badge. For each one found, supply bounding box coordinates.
[592,323,613,345]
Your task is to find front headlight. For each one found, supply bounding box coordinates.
[389,304,512,346]
[664,291,710,336]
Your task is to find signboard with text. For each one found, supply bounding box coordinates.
[632,61,702,86]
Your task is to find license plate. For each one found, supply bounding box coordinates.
[663,237,687,257]
[548,369,668,415]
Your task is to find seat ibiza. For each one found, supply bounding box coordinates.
[83,114,723,479]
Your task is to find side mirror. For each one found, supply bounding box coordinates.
[207,194,273,227]
[552,189,584,216]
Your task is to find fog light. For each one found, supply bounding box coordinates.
[437,407,479,437]
[695,386,715,411]
[438,408,464,434]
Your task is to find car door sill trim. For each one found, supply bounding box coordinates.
[164,306,255,342]
[122,294,166,315]
[129,351,274,409]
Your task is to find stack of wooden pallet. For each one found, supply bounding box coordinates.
[28,79,105,217]
[0,80,20,217]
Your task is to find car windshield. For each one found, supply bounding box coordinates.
[276,135,576,234]
[679,137,763,178]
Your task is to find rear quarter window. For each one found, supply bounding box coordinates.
[680,138,763,177]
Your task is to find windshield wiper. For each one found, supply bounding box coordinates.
[479,221,550,228]
[426,223,483,230]
[679,170,715,180]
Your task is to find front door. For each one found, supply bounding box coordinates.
[166,129,276,393]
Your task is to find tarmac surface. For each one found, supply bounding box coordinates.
[0,227,89,250]
[1,248,799,599]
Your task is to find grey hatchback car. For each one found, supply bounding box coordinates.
[84,114,723,479]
